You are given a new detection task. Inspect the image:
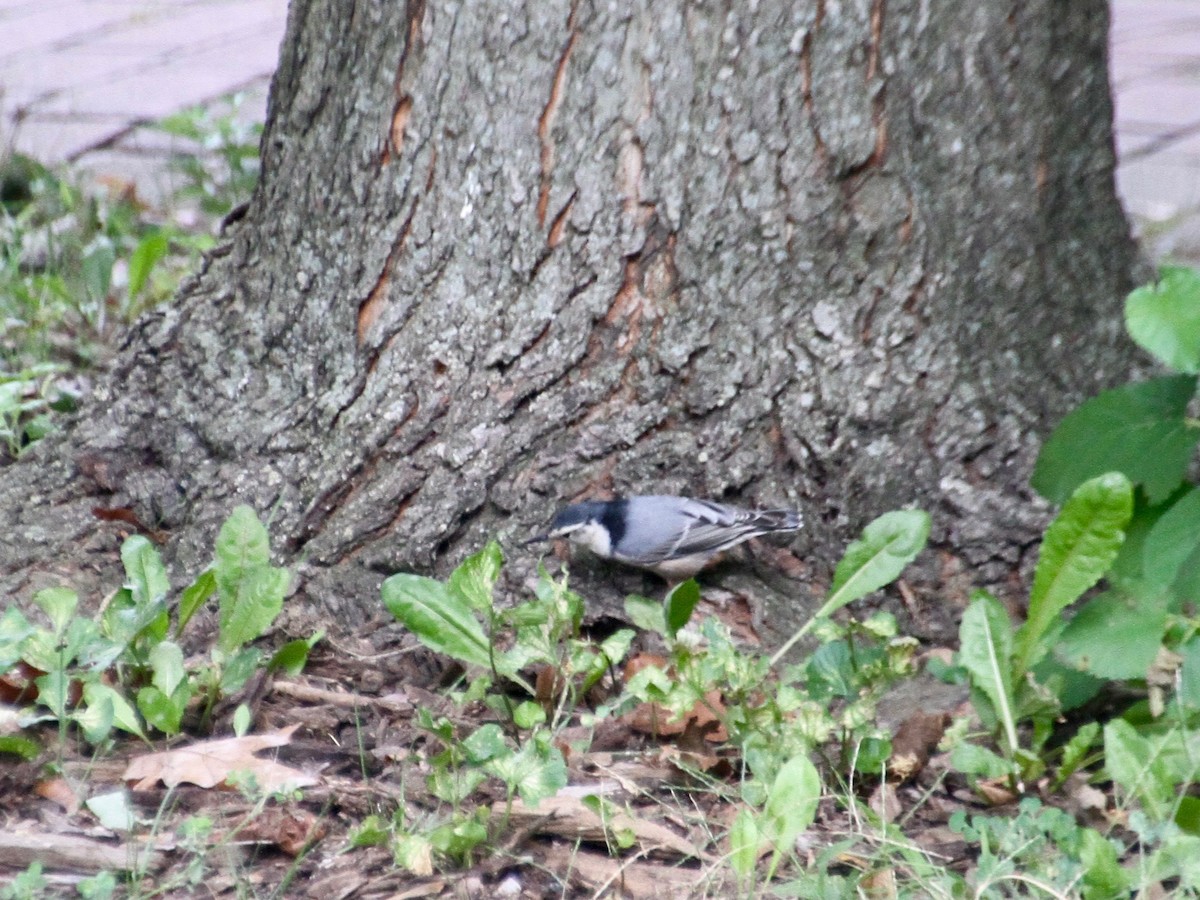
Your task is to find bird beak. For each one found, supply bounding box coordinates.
[524,532,552,546]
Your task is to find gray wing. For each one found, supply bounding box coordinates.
[619,497,798,564]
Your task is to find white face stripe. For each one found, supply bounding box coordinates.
[564,521,612,557]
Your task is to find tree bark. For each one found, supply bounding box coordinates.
[1,0,1141,643]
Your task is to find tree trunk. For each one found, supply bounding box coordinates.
[1,0,1140,643]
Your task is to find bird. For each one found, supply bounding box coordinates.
[527,495,803,580]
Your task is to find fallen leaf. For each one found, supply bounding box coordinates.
[36,777,82,814]
[123,725,317,792]
[235,807,326,855]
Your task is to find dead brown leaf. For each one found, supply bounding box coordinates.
[123,724,318,792]
[235,807,327,856]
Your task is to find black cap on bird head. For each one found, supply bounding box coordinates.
[525,500,612,544]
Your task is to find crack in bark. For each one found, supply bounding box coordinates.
[536,1,580,228]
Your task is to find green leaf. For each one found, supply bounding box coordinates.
[513,701,546,730]
[1055,591,1165,680]
[1032,375,1200,505]
[462,723,508,763]
[0,735,41,760]
[729,808,762,880]
[82,238,115,304]
[86,790,136,832]
[218,646,261,694]
[448,541,504,612]
[623,595,667,636]
[1104,719,1173,820]
[382,573,492,669]
[217,566,288,653]
[127,231,170,299]
[1125,267,1200,374]
[1015,472,1132,674]
[269,632,322,676]
[1179,637,1200,711]
[121,535,170,608]
[486,741,568,806]
[177,569,216,635]
[949,742,1017,779]
[137,685,184,735]
[958,591,1019,756]
[82,682,145,740]
[149,640,185,695]
[761,754,821,853]
[232,704,252,737]
[770,509,929,666]
[215,505,271,576]
[0,607,35,671]
[1142,486,1200,595]
[1079,827,1129,897]
[35,586,78,636]
[213,507,288,652]
[664,579,701,638]
[826,509,930,613]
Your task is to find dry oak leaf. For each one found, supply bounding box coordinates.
[123,725,318,792]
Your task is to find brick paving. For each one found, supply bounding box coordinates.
[0,0,1196,261]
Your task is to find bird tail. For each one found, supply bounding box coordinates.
[754,509,803,532]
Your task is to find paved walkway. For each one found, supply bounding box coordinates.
[0,0,1196,261]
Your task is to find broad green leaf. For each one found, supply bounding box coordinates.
[269,631,322,676]
[74,690,115,744]
[513,701,546,729]
[448,541,504,611]
[214,506,289,652]
[1055,591,1165,680]
[0,735,40,760]
[729,809,761,880]
[177,568,216,635]
[1125,267,1200,374]
[149,640,185,695]
[771,509,929,666]
[232,704,252,737]
[623,595,667,637]
[949,742,1017,779]
[462,723,508,763]
[218,646,261,694]
[1104,719,1173,820]
[1179,637,1200,710]
[86,790,136,832]
[35,671,70,718]
[485,741,567,806]
[82,682,145,740]
[826,510,931,612]
[1079,827,1129,898]
[1015,472,1132,674]
[121,535,170,607]
[761,754,821,850]
[1142,486,1200,595]
[1032,375,1200,504]
[82,238,115,304]
[35,586,78,636]
[215,505,271,581]
[665,579,701,638]
[137,684,184,735]
[0,607,34,671]
[127,231,170,299]
[958,591,1018,755]
[382,573,492,669]
[217,565,288,652]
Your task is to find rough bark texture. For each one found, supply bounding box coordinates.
[1,0,1140,643]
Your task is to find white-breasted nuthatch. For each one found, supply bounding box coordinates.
[527,495,803,580]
